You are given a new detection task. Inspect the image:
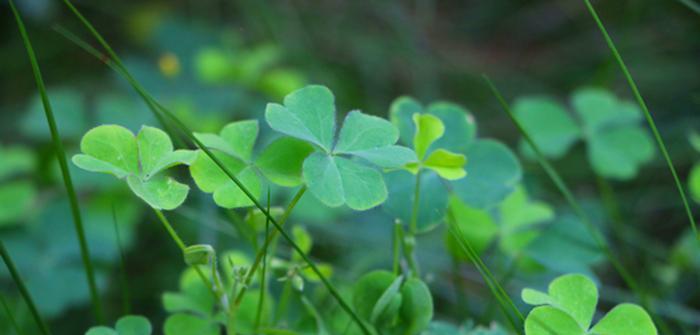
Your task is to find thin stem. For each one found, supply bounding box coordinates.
[0,242,51,335]
[8,0,103,323]
[0,293,25,335]
[403,171,423,277]
[232,186,306,307]
[112,205,132,315]
[584,0,697,239]
[409,170,422,234]
[254,190,272,331]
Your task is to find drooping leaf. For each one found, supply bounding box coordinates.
[126,175,189,210]
[513,96,579,159]
[255,137,314,187]
[302,153,386,210]
[451,140,521,209]
[423,149,467,180]
[265,85,336,151]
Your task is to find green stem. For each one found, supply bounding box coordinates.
[275,279,293,324]
[0,242,51,335]
[404,171,423,277]
[254,190,272,332]
[584,0,697,240]
[0,293,25,335]
[8,0,103,323]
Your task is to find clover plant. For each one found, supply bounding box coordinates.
[265,85,416,210]
[522,274,657,335]
[385,97,521,231]
[446,185,554,260]
[189,119,313,208]
[85,315,152,335]
[513,88,655,180]
[72,125,196,210]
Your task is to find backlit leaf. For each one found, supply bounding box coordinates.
[256,137,314,187]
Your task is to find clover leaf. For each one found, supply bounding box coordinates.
[73,125,196,210]
[514,88,655,180]
[85,315,152,335]
[0,144,36,226]
[189,120,314,208]
[445,185,553,259]
[265,85,416,210]
[352,270,433,334]
[522,274,657,335]
[688,163,700,204]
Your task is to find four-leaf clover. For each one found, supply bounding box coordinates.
[513,88,655,180]
[265,85,416,210]
[522,274,657,335]
[73,125,196,210]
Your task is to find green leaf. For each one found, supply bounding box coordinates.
[86,327,119,335]
[137,126,196,178]
[588,126,655,180]
[115,315,152,335]
[163,268,216,316]
[0,145,34,180]
[412,113,444,160]
[293,225,313,255]
[513,96,579,159]
[572,88,641,132]
[524,306,584,335]
[189,151,260,209]
[353,270,402,327]
[398,277,433,335]
[164,313,219,335]
[521,289,552,306]
[498,186,553,255]
[265,85,336,151]
[0,181,36,225]
[532,274,597,329]
[255,137,314,187]
[350,145,417,168]
[302,153,387,210]
[389,96,424,146]
[451,140,521,208]
[73,125,139,178]
[423,149,467,180]
[370,275,404,325]
[22,87,87,140]
[689,163,700,204]
[589,304,657,335]
[213,167,261,208]
[126,175,189,210]
[336,110,399,153]
[445,196,497,258]
[219,120,259,161]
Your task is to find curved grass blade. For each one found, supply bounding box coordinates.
[57,4,372,332]
[584,0,697,239]
[0,242,51,335]
[483,75,672,333]
[8,0,103,323]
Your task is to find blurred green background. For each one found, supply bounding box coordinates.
[1,0,699,334]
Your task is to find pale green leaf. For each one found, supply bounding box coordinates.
[389,96,423,146]
[588,126,655,180]
[445,196,497,258]
[590,304,657,335]
[303,153,387,210]
[522,274,598,330]
[0,145,35,180]
[521,289,552,306]
[137,126,175,177]
[335,110,399,152]
[513,96,580,159]
[0,181,36,225]
[76,125,139,177]
[423,149,467,180]
[256,137,314,187]
[524,306,584,335]
[219,120,259,161]
[350,145,417,168]
[498,186,552,254]
[115,315,152,335]
[189,151,246,193]
[293,225,313,255]
[413,113,444,160]
[86,327,118,335]
[572,88,640,132]
[213,167,261,209]
[193,132,236,156]
[72,154,131,179]
[265,85,336,151]
[126,175,189,210]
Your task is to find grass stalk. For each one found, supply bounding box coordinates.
[254,190,272,331]
[8,0,103,323]
[0,242,51,335]
[0,293,25,335]
[583,0,697,239]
